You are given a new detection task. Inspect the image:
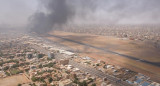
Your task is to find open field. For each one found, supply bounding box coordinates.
[43,30,160,82]
[0,74,31,86]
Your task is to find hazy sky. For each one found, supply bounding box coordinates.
[0,0,160,29]
[0,0,38,27]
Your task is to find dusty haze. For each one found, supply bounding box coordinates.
[0,0,160,33]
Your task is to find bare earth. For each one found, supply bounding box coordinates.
[0,74,30,86]
[44,30,160,82]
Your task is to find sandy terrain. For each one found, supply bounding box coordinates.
[0,74,31,86]
[43,30,160,82]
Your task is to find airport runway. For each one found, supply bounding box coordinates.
[46,34,160,68]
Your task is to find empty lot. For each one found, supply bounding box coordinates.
[0,74,30,86]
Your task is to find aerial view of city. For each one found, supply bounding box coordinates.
[0,0,160,86]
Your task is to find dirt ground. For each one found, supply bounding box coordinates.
[44,30,160,82]
[0,74,31,86]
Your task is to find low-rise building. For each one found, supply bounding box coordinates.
[59,59,69,65]
[59,79,73,86]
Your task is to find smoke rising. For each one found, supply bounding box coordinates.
[29,0,74,34]
[29,0,160,34]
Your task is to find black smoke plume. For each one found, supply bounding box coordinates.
[29,0,74,34]
[29,0,98,34]
[29,0,160,34]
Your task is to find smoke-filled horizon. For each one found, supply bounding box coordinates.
[29,0,74,33]
[29,0,160,33]
[0,0,160,33]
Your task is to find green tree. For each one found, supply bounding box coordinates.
[37,54,44,58]
[91,83,96,86]
[11,63,19,68]
[82,81,87,86]
[17,84,22,86]
[5,72,10,76]
[39,77,45,82]
[49,77,53,83]
[25,68,29,72]
[3,66,9,71]
[96,64,100,66]
[39,64,43,68]
[31,83,37,86]
[31,76,38,82]
[78,81,87,86]
[88,78,93,82]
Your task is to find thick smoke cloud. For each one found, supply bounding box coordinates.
[29,0,74,33]
[29,0,160,33]
[29,0,102,33]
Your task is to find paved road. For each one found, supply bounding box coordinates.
[69,60,132,86]
[30,43,132,86]
[46,34,160,68]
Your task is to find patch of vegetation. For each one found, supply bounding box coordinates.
[47,58,53,61]
[38,64,43,68]
[43,62,55,68]
[48,77,53,83]
[25,68,29,72]
[19,62,29,66]
[17,84,22,86]
[3,66,9,71]
[91,83,96,86]
[30,83,37,86]
[78,81,88,86]
[11,63,20,68]
[88,78,94,83]
[73,76,79,84]
[84,61,91,65]
[31,76,45,82]
[0,59,19,66]
[37,70,50,75]
[73,77,88,86]
[5,71,10,76]
[37,54,44,59]
[31,76,38,82]
[10,68,23,75]
[96,64,100,66]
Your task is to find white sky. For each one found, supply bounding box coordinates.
[0,0,38,27]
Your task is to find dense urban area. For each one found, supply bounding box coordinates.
[1,0,160,86]
[61,25,160,49]
[0,30,160,86]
